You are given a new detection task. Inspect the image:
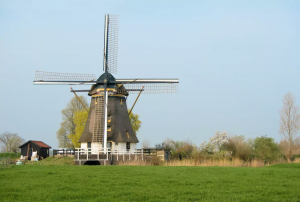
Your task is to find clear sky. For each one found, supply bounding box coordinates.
[1,0,299,149]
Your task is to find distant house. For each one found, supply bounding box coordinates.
[19,140,51,160]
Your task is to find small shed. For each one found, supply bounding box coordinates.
[19,140,51,160]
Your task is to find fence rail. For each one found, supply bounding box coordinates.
[52,148,168,161]
[74,148,146,161]
[53,149,75,156]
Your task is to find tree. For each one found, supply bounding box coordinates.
[142,139,150,148]
[128,109,142,135]
[57,96,89,148]
[253,136,281,164]
[223,135,252,161]
[279,92,300,162]
[56,125,72,148]
[0,132,25,152]
[68,109,89,148]
[209,131,228,152]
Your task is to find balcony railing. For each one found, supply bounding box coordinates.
[74,148,145,161]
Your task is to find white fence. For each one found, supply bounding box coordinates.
[74,148,144,161]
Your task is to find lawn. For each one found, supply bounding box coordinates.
[0,163,300,202]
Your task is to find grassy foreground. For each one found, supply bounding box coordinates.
[1,163,300,202]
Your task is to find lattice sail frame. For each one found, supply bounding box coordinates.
[123,83,178,94]
[107,15,119,74]
[34,71,97,82]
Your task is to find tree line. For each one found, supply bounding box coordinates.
[1,92,299,161]
[154,92,300,163]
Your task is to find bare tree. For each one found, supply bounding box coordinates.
[142,140,150,148]
[279,92,300,162]
[0,132,25,152]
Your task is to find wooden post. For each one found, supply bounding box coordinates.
[27,143,29,159]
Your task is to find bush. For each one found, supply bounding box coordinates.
[151,156,162,166]
[253,136,281,164]
[223,136,252,161]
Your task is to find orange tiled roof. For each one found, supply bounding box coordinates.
[32,141,51,148]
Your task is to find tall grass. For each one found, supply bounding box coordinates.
[164,158,265,167]
[117,160,148,166]
[117,157,289,167]
[293,158,300,163]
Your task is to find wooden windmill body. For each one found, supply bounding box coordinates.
[34,15,179,154]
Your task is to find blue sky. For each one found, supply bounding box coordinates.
[1,0,299,149]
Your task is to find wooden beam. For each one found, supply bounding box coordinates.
[71,88,88,112]
[128,86,144,116]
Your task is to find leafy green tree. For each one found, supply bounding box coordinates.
[253,136,281,163]
[128,109,141,135]
[57,96,89,148]
[68,109,89,148]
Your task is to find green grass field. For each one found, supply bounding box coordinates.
[1,162,300,202]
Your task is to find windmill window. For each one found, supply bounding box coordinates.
[108,115,111,122]
[115,142,118,146]
[107,126,111,131]
[126,142,130,150]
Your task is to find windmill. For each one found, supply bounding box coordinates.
[34,14,179,153]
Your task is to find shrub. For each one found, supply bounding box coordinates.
[223,136,252,161]
[253,136,281,164]
[151,156,162,166]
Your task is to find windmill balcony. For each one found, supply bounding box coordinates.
[74,148,145,161]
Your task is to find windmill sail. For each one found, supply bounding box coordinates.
[106,15,119,74]
[33,71,97,85]
[122,82,178,94]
